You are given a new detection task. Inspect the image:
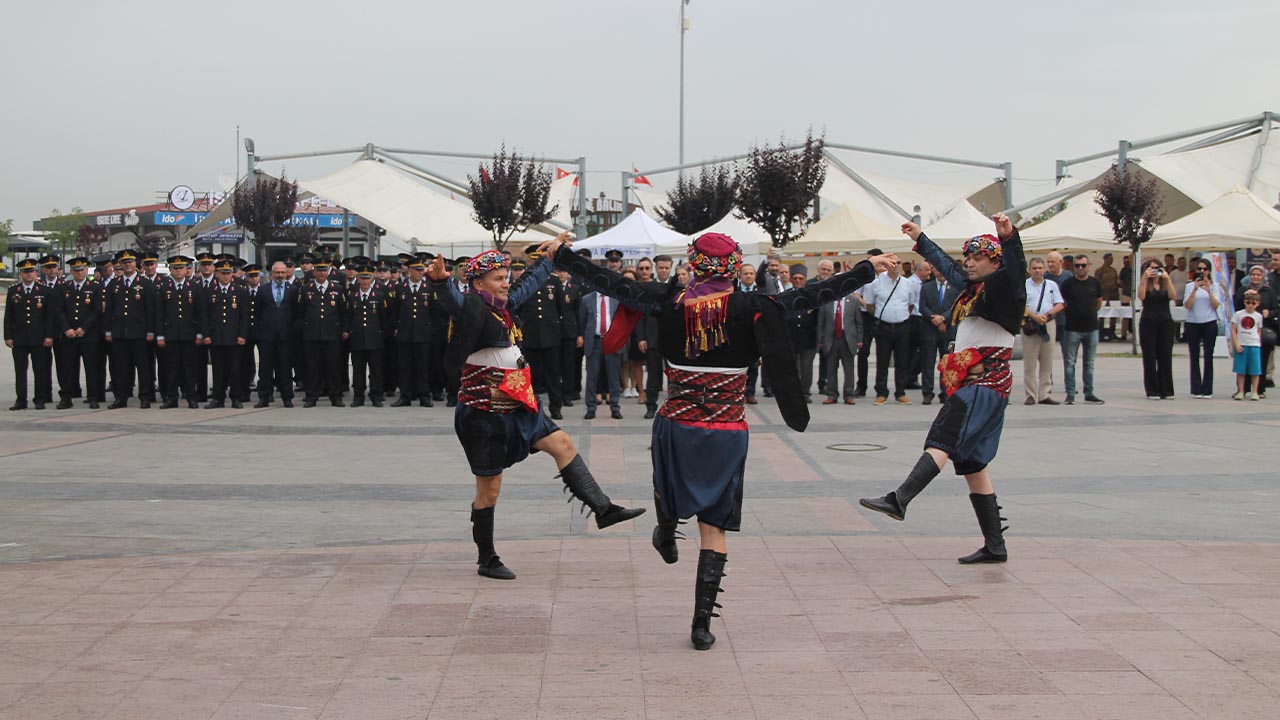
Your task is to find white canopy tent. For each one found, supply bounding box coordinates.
[818,166,1003,229]
[784,203,904,256]
[1019,196,1123,253]
[691,211,774,256]
[571,209,690,260]
[1145,186,1280,251]
[297,160,555,257]
[921,199,1000,252]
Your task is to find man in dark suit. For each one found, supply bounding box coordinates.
[155,256,202,408]
[200,259,251,409]
[192,251,218,401]
[918,268,961,405]
[390,255,433,407]
[517,244,567,419]
[5,258,56,410]
[345,264,390,407]
[579,289,624,419]
[255,261,299,407]
[560,251,589,404]
[53,257,103,408]
[239,265,264,404]
[635,256,665,420]
[785,265,819,402]
[297,257,347,407]
[104,249,158,409]
[818,294,862,404]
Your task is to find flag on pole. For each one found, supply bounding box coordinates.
[633,168,653,187]
[556,166,579,186]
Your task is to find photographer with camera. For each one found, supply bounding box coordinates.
[1138,257,1177,399]
[1183,258,1223,397]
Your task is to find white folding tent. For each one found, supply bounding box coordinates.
[783,203,904,256]
[297,160,555,257]
[1019,196,1123,253]
[819,166,1003,229]
[685,211,774,256]
[1145,186,1280,250]
[571,209,690,260]
[921,200,999,252]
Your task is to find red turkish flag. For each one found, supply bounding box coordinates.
[633,168,653,187]
[556,167,571,180]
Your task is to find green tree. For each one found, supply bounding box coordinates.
[0,218,12,258]
[735,130,826,248]
[43,208,88,257]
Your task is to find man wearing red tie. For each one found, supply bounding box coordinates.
[819,293,862,404]
[578,288,624,419]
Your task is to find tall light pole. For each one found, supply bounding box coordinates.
[679,0,690,178]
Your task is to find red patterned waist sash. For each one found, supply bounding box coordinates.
[458,364,538,413]
[657,367,747,423]
[938,346,1013,397]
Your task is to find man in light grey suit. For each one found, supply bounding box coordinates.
[578,290,624,420]
[818,295,863,404]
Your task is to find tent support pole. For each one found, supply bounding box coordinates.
[576,157,588,238]
[1246,112,1274,193]
[621,171,632,219]
[822,150,914,221]
[1002,162,1014,213]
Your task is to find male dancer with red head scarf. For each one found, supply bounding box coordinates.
[557,233,898,650]
[860,213,1025,564]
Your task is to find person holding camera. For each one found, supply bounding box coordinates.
[1022,257,1065,405]
[1183,258,1222,397]
[1137,258,1177,399]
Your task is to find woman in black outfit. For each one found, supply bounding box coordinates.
[1137,257,1176,399]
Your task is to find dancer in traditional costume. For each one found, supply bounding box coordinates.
[555,233,898,650]
[426,234,644,580]
[859,213,1025,564]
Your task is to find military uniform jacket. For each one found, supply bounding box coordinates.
[244,286,263,341]
[393,281,433,343]
[105,275,157,340]
[344,287,391,351]
[200,283,251,346]
[786,304,819,351]
[559,279,583,339]
[4,283,56,346]
[54,280,103,343]
[297,280,346,342]
[517,276,566,350]
[158,280,202,342]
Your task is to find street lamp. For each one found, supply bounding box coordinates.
[679,0,690,178]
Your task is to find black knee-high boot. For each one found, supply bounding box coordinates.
[470,505,515,580]
[691,549,727,651]
[957,493,1008,564]
[651,489,683,564]
[557,454,647,529]
[859,452,941,521]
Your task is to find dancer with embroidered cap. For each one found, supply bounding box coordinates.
[555,232,898,650]
[859,213,1026,564]
[425,232,644,581]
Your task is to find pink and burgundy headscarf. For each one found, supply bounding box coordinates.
[677,232,743,358]
[962,234,1003,263]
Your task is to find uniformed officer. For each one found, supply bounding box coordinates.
[92,258,116,403]
[240,264,264,403]
[38,255,73,404]
[104,249,157,408]
[345,264,389,407]
[5,258,56,410]
[785,264,819,403]
[517,243,568,419]
[156,256,201,409]
[201,259,251,409]
[140,250,165,398]
[391,254,432,407]
[297,257,347,407]
[53,257,103,408]
[192,251,218,401]
[422,253,451,403]
[377,260,399,398]
[561,249,592,402]
[39,255,65,288]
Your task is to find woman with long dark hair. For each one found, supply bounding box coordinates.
[1138,257,1177,399]
[1183,257,1223,397]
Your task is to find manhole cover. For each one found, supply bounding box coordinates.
[825,443,886,452]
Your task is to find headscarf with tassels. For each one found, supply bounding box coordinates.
[675,232,742,359]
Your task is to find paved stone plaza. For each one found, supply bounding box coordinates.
[0,345,1277,719]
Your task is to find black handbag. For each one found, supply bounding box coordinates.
[1022,283,1048,336]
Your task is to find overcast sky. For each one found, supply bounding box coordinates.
[2,0,1275,230]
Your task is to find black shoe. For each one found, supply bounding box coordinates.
[108,399,128,409]
[432,393,445,402]
[303,399,317,408]
[391,396,413,407]
[160,400,178,409]
[204,400,224,409]
[446,396,457,408]
[282,399,294,408]
[138,400,150,409]
[254,400,270,408]
[1064,396,1075,405]
[556,454,646,528]
[56,400,73,410]
[610,408,623,420]
[370,398,383,407]
[331,398,345,407]
[562,400,574,408]
[859,493,906,521]
[1039,398,1060,406]
[922,394,934,406]
[691,549,728,651]
[957,493,1008,564]
[8,401,27,411]
[1084,394,1105,405]
[644,409,656,419]
[549,409,563,420]
[652,491,681,564]
[477,556,516,580]
[230,400,243,409]
[1266,378,1276,389]
[351,396,365,408]
[859,453,941,522]
[87,401,99,409]
[187,399,199,409]
[854,389,867,398]
[583,409,596,419]
[32,401,45,410]
[762,390,773,398]
[419,397,433,408]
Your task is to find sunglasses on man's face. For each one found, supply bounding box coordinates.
[1074,263,1088,268]
[1246,300,1260,305]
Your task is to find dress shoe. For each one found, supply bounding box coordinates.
[477,556,516,580]
[282,399,294,408]
[160,400,178,409]
[419,397,433,408]
[254,400,270,408]
[303,399,317,408]
[87,401,100,409]
[139,400,151,409]
[204,400,224,409]
[187,399,199,409]
[8,401,27,411]
[763,390,773,398]
[550,409,563,420]
[230,400,243,409]
[583,409,596,420]
[331,398,346,407]
[432,393,445,402]
[745,396,758,405]
[1024,396,1036,406]
[1038,398,1060,405]
[56,400,73,410]
[644,409,656,419]
[854,389,867,398]
[822,397,838,405]
[33,401,45,410]
[844,397,856,405]
[370,398,384,407]
[446,397,457,407]
[108,399,128,409]
[611,408,623,420]
[922,394,933,406]
[391,396,412,407]
[351,397,365,408]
